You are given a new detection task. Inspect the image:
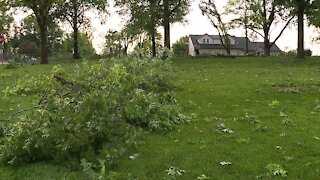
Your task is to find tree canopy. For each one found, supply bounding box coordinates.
[200,0,232,55]
[9,0,67,64]
[61,0,108,59]
[2,0,320,61]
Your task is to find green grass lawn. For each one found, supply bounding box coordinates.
[1,57,320,179]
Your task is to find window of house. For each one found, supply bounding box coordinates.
[207,39,210,43]
[203,39,206,43]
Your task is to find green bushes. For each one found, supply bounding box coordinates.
[0,57,188,166]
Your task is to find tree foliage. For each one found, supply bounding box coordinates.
[161,0,190,49]
[115,0,190,56]
[9,0,67,64]
[225,0,252,54]
[61,0,108,59]
[172,36,188,57]
[281,0,314,59]
[308,1,320,27]
[0,0,13,38]
[9,15,63,58]
[59,32,96,58]
[1,56,188,166]
[241,0,294,56]
[0,0,14,55]
[115,0,160,57]
[200,0,232,55]
[103,30,122,56]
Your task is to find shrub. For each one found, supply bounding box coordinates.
[172,36,188,57]
[0,56,188,165]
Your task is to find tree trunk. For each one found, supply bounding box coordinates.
[118,43,121,57]
[245,26,249,55]
[149,0,157,57]
[3,39,6,55]
[263,28,271,56]
[163,0,170,49]
[73,26,80,59]
[40,27,49,64]
[164,20,170,49]
[227,50,231,55]
[244,1,249,55]
[123,43,128,56]
[2,40,6,62]
[264,42,271,56]
[225,42,231,56]
[151,32,157,57]
[73,1,80,59]
[297,4,305,59]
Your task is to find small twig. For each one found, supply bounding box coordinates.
[8,107,38,120]
[8,90,49,120]
[54,75,76,86]
[38,90,49,106]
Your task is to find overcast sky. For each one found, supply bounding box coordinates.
[91,0,320,55]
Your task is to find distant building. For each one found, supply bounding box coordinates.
[188,34,282,56]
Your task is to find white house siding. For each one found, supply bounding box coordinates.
[230,37,236,45]
[271,52,281,56]
[225,37,236,45]
[211,37,235,45]
[198,49,245,56]
[254,48,281,56]
[230,50,245,56]
[219,36,236,45]
[198,35,213,44]
[213,39,221,44]
[255,48,264,55]
[199,49,223,56]
[188,37,196,56]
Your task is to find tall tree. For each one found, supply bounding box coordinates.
[59,32,96,58]
[149,0,158,57]
[244,0,294,56]
[116,0,190,56]
[161,0,190,49]
[10,0,66,64]
[61,0,107,59]
[104,30,121,56]
[226,0,251,54]
[200,0,232,55]
[296,0,306,59]
[10,15,63,57]
[115,0,161,57]
[281,0,316,59]
[118,27,137,55]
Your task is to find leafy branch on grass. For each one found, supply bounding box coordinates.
[1,57,189,167]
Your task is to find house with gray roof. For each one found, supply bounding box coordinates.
[188,34,282,56]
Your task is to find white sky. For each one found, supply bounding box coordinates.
[89,1,320,55]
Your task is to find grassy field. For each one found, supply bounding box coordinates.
[1,57,320,179]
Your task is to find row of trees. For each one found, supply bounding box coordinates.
[0,0,191,64]
[0,0,107,64]
[1,1,319,64]
[114,0,190,57]
[200,0,320,59]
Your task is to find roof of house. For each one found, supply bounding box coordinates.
[189,34,282,52]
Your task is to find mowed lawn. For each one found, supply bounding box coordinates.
[1,57,320,179]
